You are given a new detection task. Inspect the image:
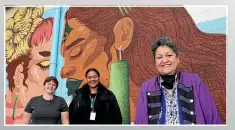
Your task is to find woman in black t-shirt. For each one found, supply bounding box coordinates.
[24,76,69,124]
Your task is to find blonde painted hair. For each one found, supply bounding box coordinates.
[5,7,44,63]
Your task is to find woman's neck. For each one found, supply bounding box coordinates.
[89,86,98,94]
[43,93,54,100]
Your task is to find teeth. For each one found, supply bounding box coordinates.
[162,65,170,67]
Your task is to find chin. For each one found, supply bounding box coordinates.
[160,71,175,75]
[89,84,98,88]
[46,91,54,94]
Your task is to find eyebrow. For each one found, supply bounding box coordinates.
[87,75,98,77]
[156,52,174,55]
[66,38,85,51]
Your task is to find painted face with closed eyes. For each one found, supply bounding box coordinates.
[61,18,110,87]
[24,38,51,102]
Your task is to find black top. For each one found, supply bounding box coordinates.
[24,95,69,124]
[90,94,97,98]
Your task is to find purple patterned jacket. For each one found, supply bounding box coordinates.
[135,72,221,124]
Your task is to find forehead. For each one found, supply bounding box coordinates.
[155,46,174,54]
[87,71,98,76]
[46,80,56,84]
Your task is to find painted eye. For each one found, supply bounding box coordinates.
[37,60,50,71]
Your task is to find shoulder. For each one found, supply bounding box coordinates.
[180,72,201,81]
[105,88,115,96]
[99,87,116,99]
[142,77,156,86]
[102,88,118,103]
[99,86,111,94]
[54,95,66,102]
[30,95,42,102]
[179,71,203,88]
[74,84,89,95]
[26,95,42,106]
[140,76,158,92]
[180,72,199,77]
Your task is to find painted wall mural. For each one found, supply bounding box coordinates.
[5,6,226,124]
[5,7,54,124]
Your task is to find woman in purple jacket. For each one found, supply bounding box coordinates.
[135,36,221,125]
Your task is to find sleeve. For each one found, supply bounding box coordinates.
[109,91,123,124]
[195,74,221,124]
[24,97,34,113]
[135,83,148,124]
[60,97,69,112]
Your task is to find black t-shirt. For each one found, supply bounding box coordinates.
[24,95,69,124]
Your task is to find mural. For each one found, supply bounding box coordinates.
[5,6,226,124]
[5,7,53,124]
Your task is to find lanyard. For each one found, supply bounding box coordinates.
[90,95,97,111]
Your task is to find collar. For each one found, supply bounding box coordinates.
[158,71,180,90]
